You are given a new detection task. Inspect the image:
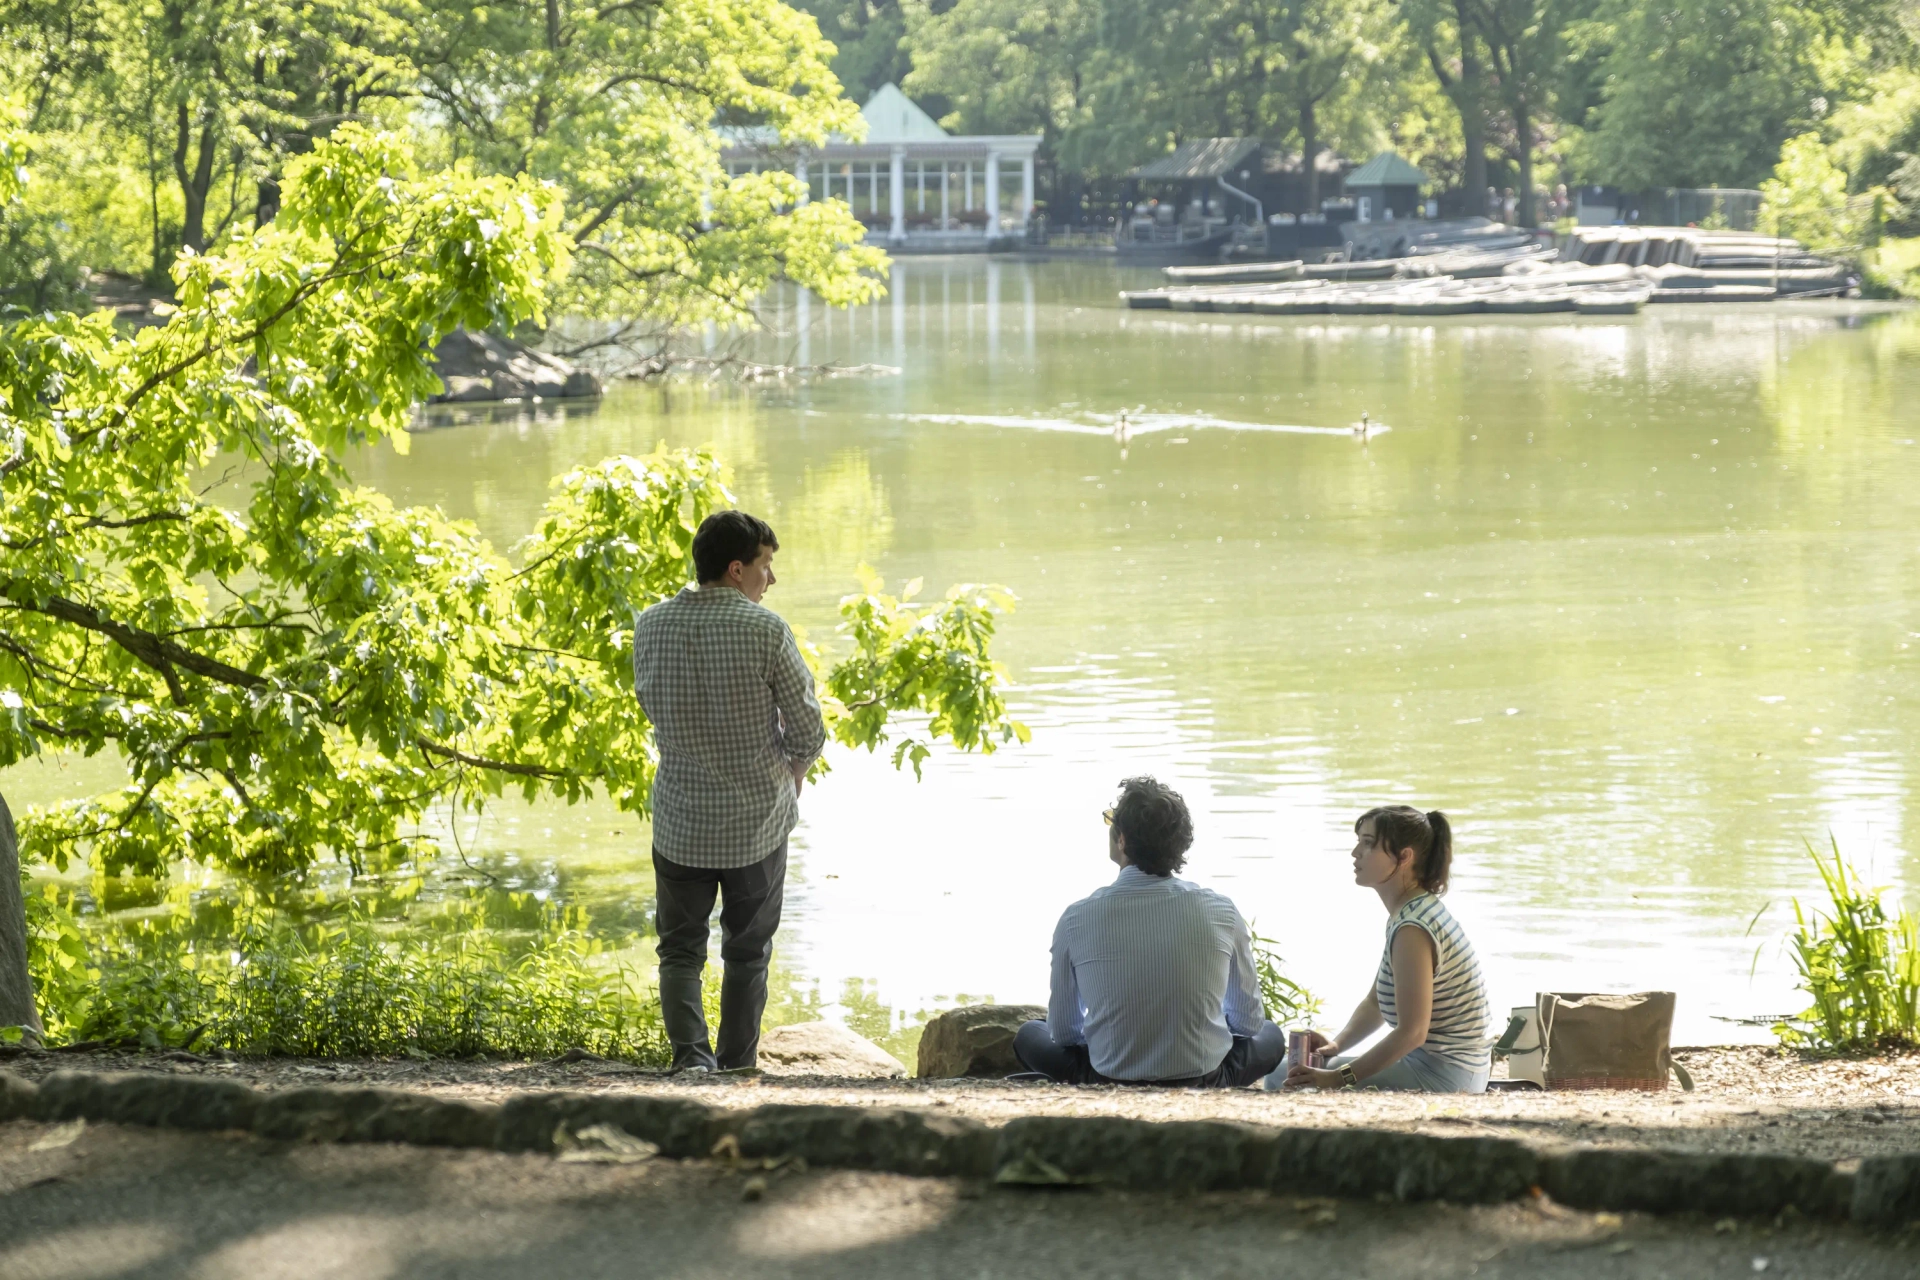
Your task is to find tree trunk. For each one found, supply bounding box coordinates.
[173,106,218,254]
[1514,99,1535,227]
[1301,99,1320,211]
[256,177,282,227]
[0,791,41,1042]
[1453,1,1488,206]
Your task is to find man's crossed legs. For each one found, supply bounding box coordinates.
[1012,1019,1287,1088]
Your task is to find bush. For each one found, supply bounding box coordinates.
[19,890,684,1062]
[1775,838,1920,1052]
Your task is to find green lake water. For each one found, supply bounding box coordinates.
[12,259,1920,1046]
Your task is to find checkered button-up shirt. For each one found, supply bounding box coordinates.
[632,585,826,868]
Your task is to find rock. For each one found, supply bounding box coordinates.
[0,1071,38,1120]
[493,1091,726,1158]
[915,1004,1045,1079]
[252,1087,497,1148]
[735,1104,994,1178]
[1853,1154,1920,1225]
[30,1070,258,1132]
[757,1021,906,1078]
[1538,1147,1851,1220]
[995,1116,1274,1192]
[1268,1127,1538,1205]
[429,328,602,403]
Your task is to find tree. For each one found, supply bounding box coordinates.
[1465,0,1564,224]
[408,0,887,352]
[0,129,1022,1026]
[1400,0,1492,206]
[1574,0,1830,189]
[904,0,1140,176]
[792,0,922,104]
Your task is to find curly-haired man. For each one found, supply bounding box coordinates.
[1014,776,1285,1087]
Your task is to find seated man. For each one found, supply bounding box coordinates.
[1014,776,1285,1087]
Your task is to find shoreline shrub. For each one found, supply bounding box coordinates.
[1776,838,1920,1053]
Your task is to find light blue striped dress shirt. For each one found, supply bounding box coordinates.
[1047,866,1265,1081]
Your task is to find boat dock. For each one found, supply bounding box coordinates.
[1121,228,1855,315]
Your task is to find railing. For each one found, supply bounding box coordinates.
[1118,218,1228,245]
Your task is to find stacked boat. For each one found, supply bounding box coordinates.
[1125,262,1652,315]
[1121,227,1854,313]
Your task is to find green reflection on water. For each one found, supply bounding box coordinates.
[9,261,1920,1044]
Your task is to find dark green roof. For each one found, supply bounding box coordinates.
[1128,138,1262,181]
[1346,152,1428,187]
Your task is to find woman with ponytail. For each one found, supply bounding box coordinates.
[1272,806,1492,1093]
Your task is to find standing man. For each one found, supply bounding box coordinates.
[633,510,826,1073]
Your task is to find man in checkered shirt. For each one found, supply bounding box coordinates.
[633,510,826,1072]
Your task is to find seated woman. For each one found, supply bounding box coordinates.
[1274,806,1491,1093]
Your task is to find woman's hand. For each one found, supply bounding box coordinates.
[1304,1031,1338,1059]
[1283,1064,1346,1091]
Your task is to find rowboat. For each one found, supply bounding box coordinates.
[1572,289,1650,315]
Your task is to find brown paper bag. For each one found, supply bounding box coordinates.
[1537,991,1692,1092]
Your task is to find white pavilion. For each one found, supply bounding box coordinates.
[722,84,1042,252]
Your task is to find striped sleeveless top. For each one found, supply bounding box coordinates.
[1374,893,1491,1069]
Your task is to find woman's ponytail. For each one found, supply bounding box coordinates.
[1422,811,1453,896]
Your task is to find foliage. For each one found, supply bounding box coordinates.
[1863,234,1920,297]
[0,127,1020,884]
[792,0,922,104]
[1568,0,1886,190]
[905,0,1403,182]
[823,570,1028,778]
[19,888,684,1060]
[406,0,887,340]
[1760,132,1895,256]
[0,0,885,336]
[1774,837,1920,1053]
[1252,929,1322,1026]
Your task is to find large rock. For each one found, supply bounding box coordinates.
[757,1021,906,1078]
[429,328,602,403]
[915,1003,1045,1079]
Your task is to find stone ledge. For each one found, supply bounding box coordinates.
[1,1068,1911,1224]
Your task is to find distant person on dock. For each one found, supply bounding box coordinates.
[632,510,826,1075]
[1275,807,1491,1093]
[1013,777,1285,1087]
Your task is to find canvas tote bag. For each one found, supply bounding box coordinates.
[1534,991,1693,1092]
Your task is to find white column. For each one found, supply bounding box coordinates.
[795,157,809,205]
[1020,153,1035,225]
[941,163,950,230]
[890,146,906,243]
[984,150,1000,233]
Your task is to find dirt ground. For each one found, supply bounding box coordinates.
[2,1118,1916,1280]
[6,1043,1919,1161]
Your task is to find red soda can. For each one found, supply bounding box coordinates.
[1288,1030,1316,1071]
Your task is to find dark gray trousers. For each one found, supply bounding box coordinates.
[651,843,786,1071]
[1013,1018,1287,1088]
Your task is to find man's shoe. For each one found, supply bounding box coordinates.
[673,1064,713,1078]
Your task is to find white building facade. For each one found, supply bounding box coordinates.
[723,85,1042,252]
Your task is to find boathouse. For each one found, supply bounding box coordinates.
[1344,152,1429,222]
[721,84,1042,252]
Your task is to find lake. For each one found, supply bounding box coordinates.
[13,258,1920,1048]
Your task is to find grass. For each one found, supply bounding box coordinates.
[1776,837,1920,1053]
[16,887,684,1062]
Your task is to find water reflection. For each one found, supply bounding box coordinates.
[9,260,1918,1046]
